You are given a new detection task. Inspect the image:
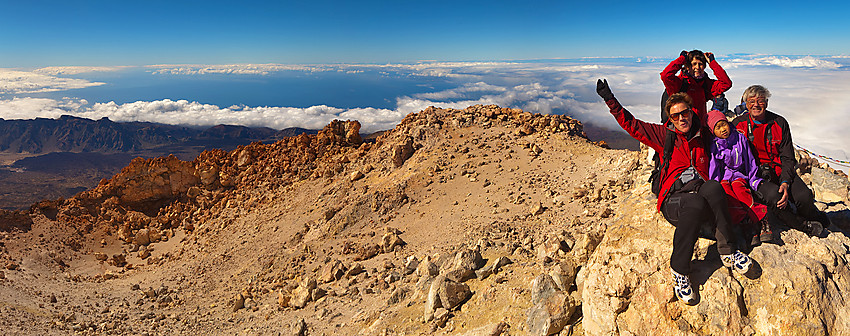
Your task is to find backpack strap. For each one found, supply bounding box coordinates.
[649,126,677,196]
[747,115,778,167]
[746,117,754,143]
[659,128,676,180]
[763,120,775,163]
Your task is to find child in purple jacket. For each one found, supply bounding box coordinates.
[707,110,772,244]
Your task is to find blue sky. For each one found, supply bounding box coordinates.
[2,1,849,66]
[1,1,849,168]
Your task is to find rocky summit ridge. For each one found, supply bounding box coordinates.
[1,104,849,335]
[0,115,308,154]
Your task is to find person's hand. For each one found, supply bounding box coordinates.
[705,52,715,62]
[596,79,614,101]
[680,50,688,57]
[777,182,790,208]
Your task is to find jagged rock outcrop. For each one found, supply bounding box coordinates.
[0,210,32,232]
[44,119,365,235]
[579,145,850,335]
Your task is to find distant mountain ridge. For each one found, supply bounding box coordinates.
[0,115,317,154]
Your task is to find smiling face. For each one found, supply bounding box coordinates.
[713,119,731,139]
[668,102,692,134]
[689,58,706,78]
[746,96,768,121]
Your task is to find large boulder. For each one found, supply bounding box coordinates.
[438,278,472,311]
[442,247,486,282]
[113,155,200,205]
[579,160,850,335]
[526,274,577,336]
[425,275,472,319]
[811,167,850,203]
[391,136,415,167]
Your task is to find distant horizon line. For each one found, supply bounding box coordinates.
[9,53,850,69]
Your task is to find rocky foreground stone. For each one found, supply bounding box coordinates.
[0,104,848,335]
[581,144,850,335]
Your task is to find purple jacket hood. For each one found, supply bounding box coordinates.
[708,130,763,190]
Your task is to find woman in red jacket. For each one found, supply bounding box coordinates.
[597,79,751,306]
[661,50,733,124]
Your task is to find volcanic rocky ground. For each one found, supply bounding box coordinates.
[1,105,849,335]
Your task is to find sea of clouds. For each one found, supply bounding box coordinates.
[1,54,849,168]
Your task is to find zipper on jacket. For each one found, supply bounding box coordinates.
[732,146,741,167]
[690,130,709,182]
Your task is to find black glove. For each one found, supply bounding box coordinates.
[680,50,688,57]
[705,52,715,62]
[596,79,614,101]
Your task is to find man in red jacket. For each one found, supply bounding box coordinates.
[731,85,829,236]
[661,50,733,125]
[597,79,751,306]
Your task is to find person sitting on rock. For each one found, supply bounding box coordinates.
[661,50,732,124]
[706,110,771,245]
[731,85,829,236]
[597,79,752,306]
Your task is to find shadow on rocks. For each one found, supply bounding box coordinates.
[743,257,762,280]
[825,209,850,238]
[689,247,722,288]
[689,240,763,286]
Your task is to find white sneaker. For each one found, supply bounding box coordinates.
[672,269,697,305]
[721,250,752,274]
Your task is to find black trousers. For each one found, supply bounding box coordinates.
[757,175,829,228]
[661,180,734,275]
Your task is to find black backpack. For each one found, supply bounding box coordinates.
[649,129,676,196]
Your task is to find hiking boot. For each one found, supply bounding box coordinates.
[672,269,697,305]
[750,233,761,247]
[721,250,752,274]
[758,218,773,243]
[803,221,823,237]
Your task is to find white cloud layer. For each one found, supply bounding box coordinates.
[0,97,404,134]
[1,55,849,168]
[724,55,843,69]
[0,69,106,94]
[147,64,332,75]
[33,66,127,76]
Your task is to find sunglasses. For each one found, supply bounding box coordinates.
[669,109,692,121]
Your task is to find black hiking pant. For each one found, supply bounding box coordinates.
[661,180,734,275]
[757,175,830,229]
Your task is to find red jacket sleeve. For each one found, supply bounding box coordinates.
[661,55,686,95]
[707,59,732,97]
[605,98,665,152]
